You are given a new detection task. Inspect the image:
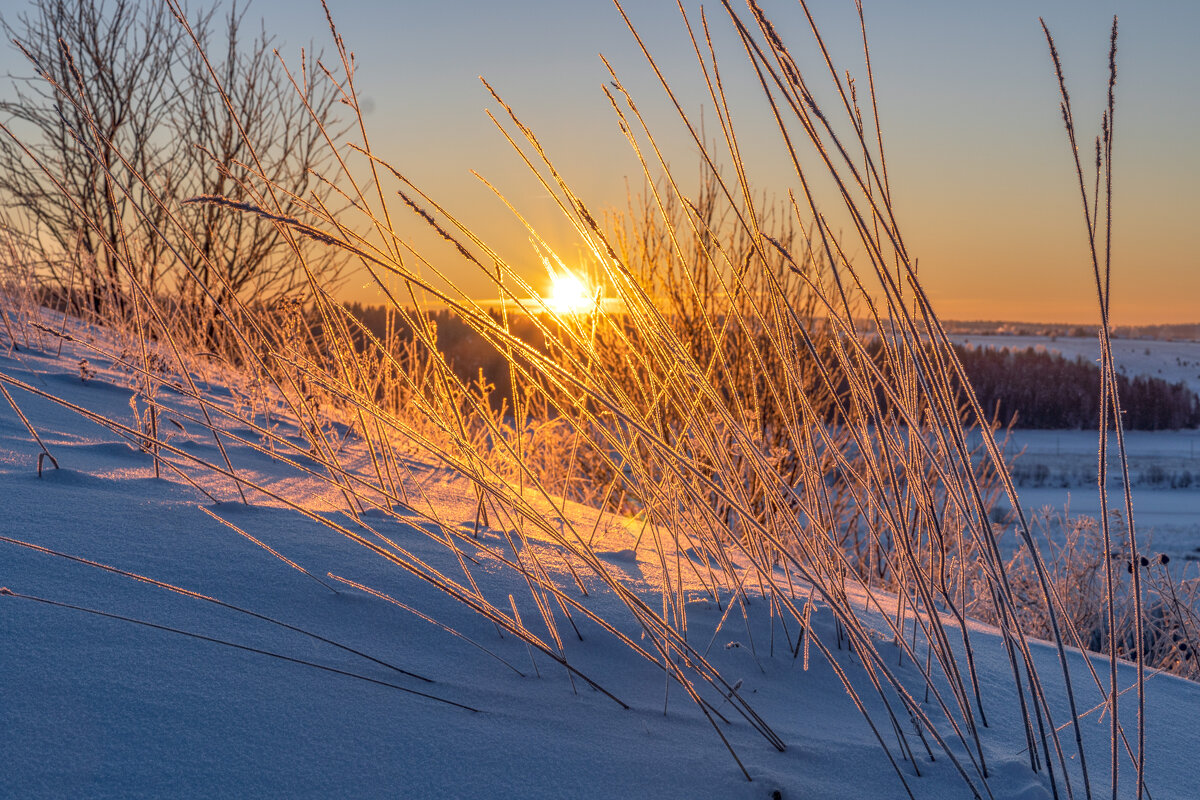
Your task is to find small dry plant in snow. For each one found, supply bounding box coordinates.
[0,1,1168,798]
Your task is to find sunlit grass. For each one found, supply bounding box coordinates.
[0,1,1172,797]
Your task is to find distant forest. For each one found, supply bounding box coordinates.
[344,304,1200,431]
[952,344,1200,430]
[938,320,1200,342]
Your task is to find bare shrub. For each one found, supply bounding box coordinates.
[0,2,1166,797]
[0,0,348,319]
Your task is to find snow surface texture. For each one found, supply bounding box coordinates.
[4,328,1200,799]
[952,336,1200,565]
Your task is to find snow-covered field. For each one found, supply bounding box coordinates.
[4,328,1200,799]
[952,335,1200,564]
[974,429,1200,559]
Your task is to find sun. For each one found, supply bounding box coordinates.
[546,273,595,315]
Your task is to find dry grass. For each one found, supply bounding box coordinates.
[0,2,1188,797]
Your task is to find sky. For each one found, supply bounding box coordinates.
[4,0,1198,324]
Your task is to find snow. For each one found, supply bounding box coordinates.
[967,424,1200,564]
[952,335,1200,564]
[4,324,1200,799]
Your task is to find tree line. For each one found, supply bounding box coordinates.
[952,344,1199,430]
[345,303,1200,432]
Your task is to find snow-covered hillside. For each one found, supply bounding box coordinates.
[3,325,1199,799]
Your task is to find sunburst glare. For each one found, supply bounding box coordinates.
[546,272,594,315]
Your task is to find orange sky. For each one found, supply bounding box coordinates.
[221,2,1200,324]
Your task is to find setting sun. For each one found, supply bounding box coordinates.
[6,1,1200,796]
[546,273,594,314]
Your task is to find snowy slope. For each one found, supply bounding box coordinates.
[3,327,1199,799]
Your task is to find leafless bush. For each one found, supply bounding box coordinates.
[0,0,348,319]
[0,2,1162,796]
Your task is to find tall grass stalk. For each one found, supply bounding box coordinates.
[1041,16,1143,799]
[0,1,1169,796]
